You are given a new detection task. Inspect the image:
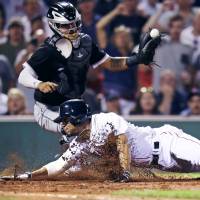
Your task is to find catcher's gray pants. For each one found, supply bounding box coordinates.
[34,101,62,134]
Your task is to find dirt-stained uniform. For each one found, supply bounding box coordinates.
[44,112,200,177]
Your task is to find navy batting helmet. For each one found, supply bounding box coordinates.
[54,99,91,125]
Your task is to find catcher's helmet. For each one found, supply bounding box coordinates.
[47,1,82,40]
[54,99,91,125]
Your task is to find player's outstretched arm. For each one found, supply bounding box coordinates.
[114,134,131,182]
[8,155,75,181]
[0,162,59,181]
[100,29,161,72]
[101,57,128,71]
[0,139,85,181]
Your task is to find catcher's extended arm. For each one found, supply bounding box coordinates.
[99,30,161,71]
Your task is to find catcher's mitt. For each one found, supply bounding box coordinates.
[126,30,161,66]
[137,32,161,65]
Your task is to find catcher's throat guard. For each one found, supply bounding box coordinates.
[55,38,72,59]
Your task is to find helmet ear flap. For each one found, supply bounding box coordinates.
[86,104,92,117]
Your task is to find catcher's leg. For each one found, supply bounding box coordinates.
[34,101,62,134]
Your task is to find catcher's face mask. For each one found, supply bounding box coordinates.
[55,21,81,40]
[47,2,82,41]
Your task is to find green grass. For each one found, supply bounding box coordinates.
[0,196,55,200]
[0,198,8,200]
[0,197,17,200]
[153,170,200,179]
[113,189,200,199]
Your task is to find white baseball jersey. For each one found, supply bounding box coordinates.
[61,112,156,168]
[45,112,200,176]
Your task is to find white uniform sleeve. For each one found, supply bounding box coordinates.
[107,113,129,136]
[90,113,129,144]
[62,139,89,163]
[18,62,42,89]
[44,138,89,177]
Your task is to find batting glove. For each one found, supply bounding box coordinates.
[113,170,131,183]
[59,134,71,146]
[17,172,32,180]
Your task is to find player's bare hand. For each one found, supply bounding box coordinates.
[161,0,175,12]
[37,82,58,93]
[114,3,128,16]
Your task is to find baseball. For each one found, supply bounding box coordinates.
[150,28,160,38]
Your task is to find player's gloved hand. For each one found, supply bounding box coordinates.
[0,172,32,181]
[113,170,131,183]
[126,30,161,66]
[137,35,161,65]
[16,172,32,180]
[37,82,58,93]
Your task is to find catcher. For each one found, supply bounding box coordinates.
[18,1,161,138]
[4,99,200,182]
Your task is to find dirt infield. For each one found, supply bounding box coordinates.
[1,156,200,199]
[0,177,200,200]
[0,179,200,194]
[1,165,200,197]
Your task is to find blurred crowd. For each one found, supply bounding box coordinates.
[0,0,200,116]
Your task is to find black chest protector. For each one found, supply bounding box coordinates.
[34,34,93,106]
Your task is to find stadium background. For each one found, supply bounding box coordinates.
[0,0,200,199]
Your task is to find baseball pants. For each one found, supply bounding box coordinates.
[154,125,200,172]
[34,101,62,134]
